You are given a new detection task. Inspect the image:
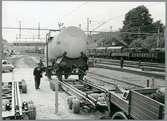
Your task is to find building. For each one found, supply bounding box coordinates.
[12,40,46,54]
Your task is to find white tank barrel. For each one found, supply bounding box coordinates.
[48,26,87,60]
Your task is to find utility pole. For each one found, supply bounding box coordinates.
[38,22,40,39]
[157,27,160,48]
[87,17,91,48]
[79,24,81,29]
[19,21,21,39]
[58,22,64,31]
[138,27,141,38]
[87,17,90,35]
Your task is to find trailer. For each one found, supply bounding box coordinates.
[49,77,165,119]
[105,87,165,119]
[50,78,108,113]
[2,80,36,120]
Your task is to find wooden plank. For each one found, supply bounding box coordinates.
[131,106,157,119]
[130,90,164,119]
[135,88,157,94]
[16,82,23,115]
[131,101,159,119]
[131,91,160,109]
[131,93,159,112]
[109,92,129,114]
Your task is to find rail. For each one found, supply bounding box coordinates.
[87,72,144,89]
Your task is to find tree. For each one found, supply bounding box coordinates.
[121,5,165,48]
[120,5,154,45]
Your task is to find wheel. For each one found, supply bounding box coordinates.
[72,98,80,114]
[67,96,75,110]
[111,111,128,119]
[22,80,27,93]
[10,69,13,72]
[27,101,36,120]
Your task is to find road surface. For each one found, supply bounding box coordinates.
[2,55,107,119]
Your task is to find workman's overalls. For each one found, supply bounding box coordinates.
[33,67,42,89]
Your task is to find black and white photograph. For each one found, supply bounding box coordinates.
[1,1,166,120]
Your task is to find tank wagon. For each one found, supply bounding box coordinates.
[46,26,88,80]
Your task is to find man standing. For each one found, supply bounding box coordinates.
[120,57,124,70]
[33,63,43,90]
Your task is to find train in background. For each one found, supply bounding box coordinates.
[86,46,165,63]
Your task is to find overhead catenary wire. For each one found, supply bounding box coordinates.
[59,2,87,22]
[3,26,163,35]
[92,4,164,31]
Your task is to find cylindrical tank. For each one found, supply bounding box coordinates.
[48,26,87,60]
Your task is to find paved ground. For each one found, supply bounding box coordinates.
[2,55,166,119]
[2,55,107,119]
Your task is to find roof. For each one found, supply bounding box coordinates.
[96,47,107,50]
[107,46,123,49]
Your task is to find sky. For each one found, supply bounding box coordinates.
[2,1,166,43]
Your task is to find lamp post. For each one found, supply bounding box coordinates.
[45,29,60,114]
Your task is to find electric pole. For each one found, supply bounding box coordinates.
[157,27,160,48]
[19,21,21,39]
[87,17,91,48]
[38,22,40,39]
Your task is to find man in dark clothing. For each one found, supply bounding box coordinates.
[33,64,43,90]
[120,57,124,70]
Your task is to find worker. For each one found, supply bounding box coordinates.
[138,60,141,68]
[33,63,43,90]
[39,57,44,68]
[120,57,124,70]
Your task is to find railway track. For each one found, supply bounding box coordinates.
[90,58,165,72]
[86,72,144,90]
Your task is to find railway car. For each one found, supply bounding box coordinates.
[86,46,165,63]
[95,47,108,58]
[106,46,123,59]
[46,26,88,80]
[86,48,96,57]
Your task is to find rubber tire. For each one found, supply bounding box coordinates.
[22,80,27,93]
[72,98,80,114]
[111,111,128,120]
[67,96,75,110]
[27,101,36,120]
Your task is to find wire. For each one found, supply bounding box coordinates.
[3,26,164,35]
[2,27,60,31]
[92,15,123,31]
[60,2,87,21]
[92,4,164,31]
